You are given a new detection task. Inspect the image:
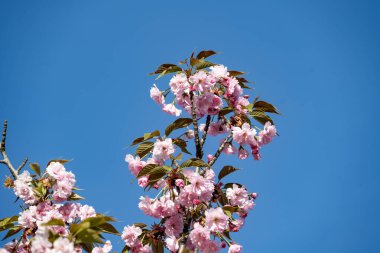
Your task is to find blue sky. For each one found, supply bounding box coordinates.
[1,0,379,252]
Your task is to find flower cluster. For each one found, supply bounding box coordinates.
[123,51,279,252]
[0,161,116,253]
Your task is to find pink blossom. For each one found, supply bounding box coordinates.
[46,162,66,180]
[59,203,80,223]
[223,142,237,155]
[169,73,190,96]
[138,176,149,188]
[205,207,229,232]
[185,129,194,139]
[202,240,221,253]
[200,122,229,136]
[207,154,214,162]
[52,238,75,253]
[175,179,185,188]
[165,236,179,252]
[238,148,249,160]
[229,244,243,253]
[78,205,96,220]
[92,240,112,253]
[125,155,147,176]
[162,103,182,116]
[195,93,223,116]
[258,122,277,145]
[189,71,216,92]
[210,65,229,79]
[150,84,165,105]
[164,214,183,237]
[232,123,257,146]
[18,209,36,228]
[152,138,175,161]
[13,171,36,205]
[226,184,249,206]
[121,225,142,247]
[189,222,211,249]
[234,96,250,114]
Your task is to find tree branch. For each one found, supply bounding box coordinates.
[200,115,211,149]
[190,92,203,159]
[0,121,19,180]
[208,131,233,167]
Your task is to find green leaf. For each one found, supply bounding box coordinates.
[147,166,171,181]
[250,110,274,125]
[2,226,22,241]
[75,228,104,244]
[218,166,239,181]
[133,223,147,228]
[190,57,199,66]
[47,159,70,167]
[122,245,130,253]
[42,219,65,227]
[0,216,18,228]
[97,223,120,235]
[180,158,208,168]
[165,118,193,136]
[196,50,218,59]
[80,243,94,253]
[68,192,85,201]
[253,100,280,114]
[30,163,41,176]
[135,142,154,158]
[149,64,182,77]
[222,205,241,212]
[228,70,245,76]
[173,139,191,155]
[137,164,158,178]
[131,130,160,146]
[196,61,215,70]
[219,107,234,116]
[71,221,90,235]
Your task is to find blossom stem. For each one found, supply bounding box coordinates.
[208,131,233,167]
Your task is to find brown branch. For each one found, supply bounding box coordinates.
[190,92,203,159]
[208,131,233,167]
[0,121,19,179]
[17,157,28,173]
[200,115,211,149]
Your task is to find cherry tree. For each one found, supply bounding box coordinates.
[0,50,279,253]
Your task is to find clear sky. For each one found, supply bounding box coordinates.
[1,0,379,252]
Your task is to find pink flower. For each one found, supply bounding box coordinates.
[169,73,190,96]
[59,203,81,223]
[52,238,75,253]
[18,209,36,228]
[258,122,277,145]
[92,240,112,253]
[46,162,66,180]
[78,205,96,220]
[189,71,216,92]
[175,179,185,188]
[13,171,37,205]
[164,214,183,237]
[150,84,165,105]
[165,236,179,252]
[195,93,223,117]
[185,129,194,139]
[152,138,175,161]
[138,176,149,188]
[229,244,243,253]
[210,65,229,79]
[189,222,210,249]
[200,122,228,136]
[125,155,147,176]
[223,142,237,155]
[121,225,142,247]
[238,148,249,160]
[205,207,229,232]
[203,240,221,253]
[232,123,257,146]
[162,103,182,116]
[226,184,249,207]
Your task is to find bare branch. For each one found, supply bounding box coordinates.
[200,115,211,148]
[0,121,18,179]
[208,131,233,167]
[17,157,28,173]
[190,92,203,159]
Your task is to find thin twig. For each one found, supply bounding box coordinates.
[208,131,233,167]
[200,115,211,149]
[17,157,28,173]
[0,121,19,179]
